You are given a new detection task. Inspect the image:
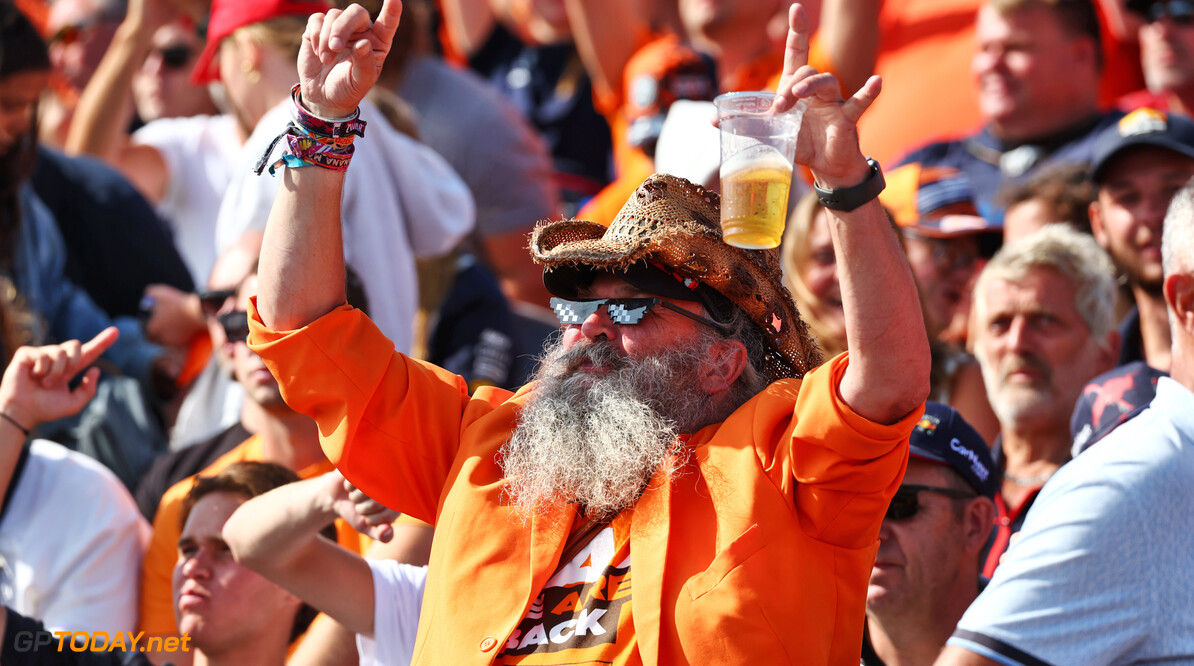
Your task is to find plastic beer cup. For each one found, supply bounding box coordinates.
[715,92,803,249]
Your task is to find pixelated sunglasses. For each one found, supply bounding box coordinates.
[549,297,728,333]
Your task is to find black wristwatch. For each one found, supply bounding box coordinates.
[813,158,886,212]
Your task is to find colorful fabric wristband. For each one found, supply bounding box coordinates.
[253,84,367,176]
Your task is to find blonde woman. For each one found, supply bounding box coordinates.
[781,191,848,361]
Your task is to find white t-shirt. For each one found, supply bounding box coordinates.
[132,114,241,286]
[215,98,475,352]
[950,376,1194,665]
[0,439,150,633]
[356,559,427,666]
[168,354,244,451]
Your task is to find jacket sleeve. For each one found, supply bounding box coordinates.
[248,300,509,522]
[780,352,919,550]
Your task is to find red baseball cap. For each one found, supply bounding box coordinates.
[190,0,332,84]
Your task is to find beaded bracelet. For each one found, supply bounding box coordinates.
[254,84,367,176]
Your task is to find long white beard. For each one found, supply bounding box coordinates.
[500,337,715,518]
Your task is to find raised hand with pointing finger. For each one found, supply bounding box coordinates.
[772,3,881,190]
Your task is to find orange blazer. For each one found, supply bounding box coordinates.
[249,302,916,665]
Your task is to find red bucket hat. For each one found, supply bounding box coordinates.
[190,0,332,84]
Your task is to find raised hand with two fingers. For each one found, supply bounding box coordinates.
[772,3,880,189]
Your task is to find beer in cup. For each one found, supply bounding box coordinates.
[715,92,803,249]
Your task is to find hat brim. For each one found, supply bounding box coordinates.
[189,38,222,85]
[532,215,823,381]
[1091,136,1194,183]
[906,214,1002,239]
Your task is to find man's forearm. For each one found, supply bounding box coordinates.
[224,473,376,636]
[224,474,339,568]
[257,165,348,331]
[563,0,642,104]
[64,21,147,159]
[828,191,931,423]
[819,0,881,96]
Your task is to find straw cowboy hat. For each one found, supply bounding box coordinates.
[530,173,821,382]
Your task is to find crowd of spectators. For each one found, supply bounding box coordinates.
[0,0,1191,663]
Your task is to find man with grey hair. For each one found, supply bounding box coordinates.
[969,225,1119,576]
[936,180,1194,666]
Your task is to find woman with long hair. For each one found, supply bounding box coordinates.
[781,191,848,361]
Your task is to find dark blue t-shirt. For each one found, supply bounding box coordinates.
[31,147,193,318]
[468,24,612,211]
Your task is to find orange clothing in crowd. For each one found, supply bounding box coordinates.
[580,36,832,226]
[249,301,917,665]
[857,0,985,167]
[138,434,369,638]
[860,0,1143,167]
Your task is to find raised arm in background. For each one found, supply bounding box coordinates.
[561,0,643,105]
[63,0,175,202]
[817,0,881,97]
[436,0,496,59]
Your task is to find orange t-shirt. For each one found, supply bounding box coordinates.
[137,435,368,638]
[248,301,918,665]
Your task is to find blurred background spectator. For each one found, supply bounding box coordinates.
[996,162,1096,243]
[969,226,1118,576]
[898,0,1122,220]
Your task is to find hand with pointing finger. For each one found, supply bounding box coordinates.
[772,3,880,189]
[0,327,120,435]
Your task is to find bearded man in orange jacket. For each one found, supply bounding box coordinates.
[246,1,930,663]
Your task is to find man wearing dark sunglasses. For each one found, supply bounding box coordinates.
[1120,0,1194,116]
[249,4,932,663]
[132,21,219,123]
[864,402,997,666]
